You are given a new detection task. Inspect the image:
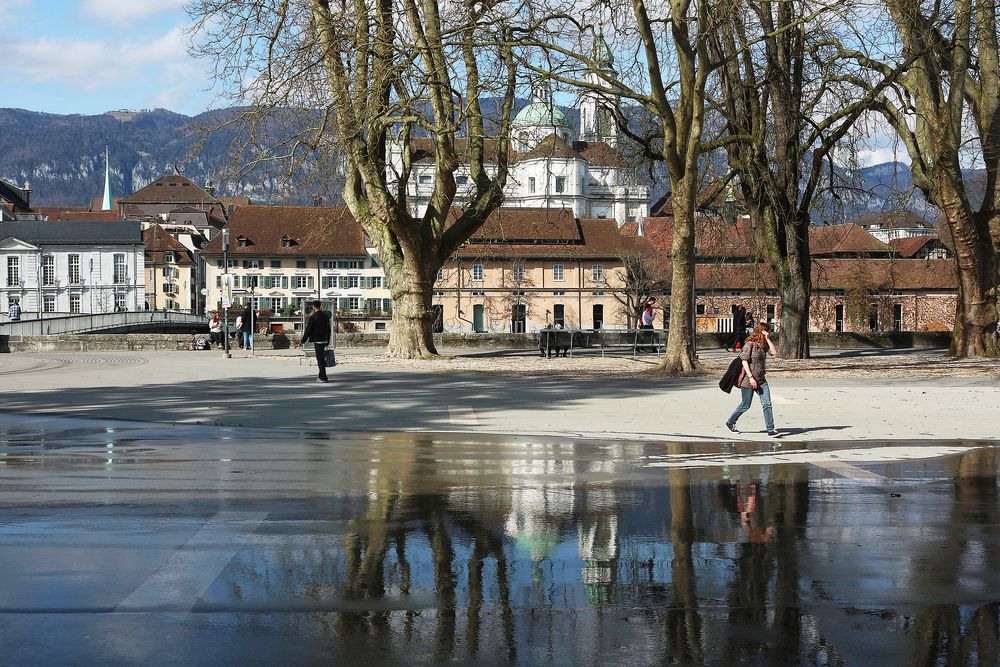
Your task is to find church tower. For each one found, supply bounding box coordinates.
[579,26,618,147]
[101,145,112,211]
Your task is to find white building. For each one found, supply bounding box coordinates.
[0,221,145,317]
[389,32,649,227]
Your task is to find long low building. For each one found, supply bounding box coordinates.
[1,221,145,317]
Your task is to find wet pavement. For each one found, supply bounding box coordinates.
[1,412,999,665]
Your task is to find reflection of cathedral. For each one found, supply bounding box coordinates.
[389,30,649,226]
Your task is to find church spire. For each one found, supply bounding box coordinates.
[101,145,112,211]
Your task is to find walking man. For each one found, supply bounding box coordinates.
[301,300,332,383]
[8,299,21,322]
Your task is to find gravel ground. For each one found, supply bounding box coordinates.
[280,348,1000,379]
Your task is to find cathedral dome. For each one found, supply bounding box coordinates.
[513,102,570,129]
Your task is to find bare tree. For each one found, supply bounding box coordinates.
[848,0,999,357]
[709,0,906,359]
[529,0,720,374]
[190,0,522,358]
[605,247,666,327]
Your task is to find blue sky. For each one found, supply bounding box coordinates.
[0,0,215,116]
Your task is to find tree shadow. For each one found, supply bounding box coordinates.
[1,369,706,432]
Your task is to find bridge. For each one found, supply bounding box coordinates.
[0,311,207,336]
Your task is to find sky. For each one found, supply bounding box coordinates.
[0,0,216,116]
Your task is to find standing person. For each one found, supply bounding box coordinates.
[638,297,656,352]
[301,300,332,383]
[726,305,747,351]
[726,323,779,437]
[240,306,256,353]
[208,311,223,346]
[8,299,21,322]
[234,313,244,348]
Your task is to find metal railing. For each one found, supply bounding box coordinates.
[0,310,206,336]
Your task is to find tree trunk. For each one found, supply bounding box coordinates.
[938,185,1000,358]
[776,217,811,359]
[383,251,439,359]
[659,185,699,375]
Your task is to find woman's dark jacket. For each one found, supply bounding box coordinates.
[302,310,331,344]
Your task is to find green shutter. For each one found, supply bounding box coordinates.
[308,276,314,289]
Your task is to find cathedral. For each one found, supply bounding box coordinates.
[389,32,650,227]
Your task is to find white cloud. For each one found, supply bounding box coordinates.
[81,0,187,25]
[3,27,191,92]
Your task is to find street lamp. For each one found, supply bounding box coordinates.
[222,228,231,359]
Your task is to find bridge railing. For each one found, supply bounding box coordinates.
[0,311,206,336]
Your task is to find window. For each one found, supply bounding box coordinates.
[419,174,432,184]
[437,269,444,281]
[322,276,336,289]
[365,276,382,289]
[295,276,309,289]
[553,304,565,327]
[591,264,604,282]
[216,276,222,288]
[555,176,566,193]
[281,236,293,248]
[70,294,81,313]
[553,264,565,282]
[43,295,56,312]
[696,303,705,315]
[244,275,259,288]
[271,259,283,269]
[528,177,536,193]
[68,254,80,284]
[348,276,360,289]
[42,255,55,286]
[237,237,249,248]
[456,175,468,185]
[162,283,177,294]
[113,254,127,284]
[296,259,307,269]
[115,293,126,311]
[512,263,525,282]
[552,290,566,296]
[321,260,336,269]
[375,322,386,330]
[369,255,379,268]
[242,259,261,269]
[472,264,484,281]
[349,297,361,309]
[7,256,20,287]
[627,207,638,222]
[165,251,175,263]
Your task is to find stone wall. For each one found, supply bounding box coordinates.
[1,330,953,353]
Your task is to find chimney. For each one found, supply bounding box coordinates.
[205,178,214,196]
[637,217,644,236]
[22,181,31,208]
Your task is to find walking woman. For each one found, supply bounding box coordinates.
[726,323,779,437]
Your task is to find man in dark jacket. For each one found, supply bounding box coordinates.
[301,300,332,383]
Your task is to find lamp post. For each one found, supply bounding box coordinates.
[222,228,231,359]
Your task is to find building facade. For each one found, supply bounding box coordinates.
[0,221,145,317]
[627,215,958,334]
[388,35,649,227]
[202,206,392,332]
[435,210,660,333]
[143,224,197,311]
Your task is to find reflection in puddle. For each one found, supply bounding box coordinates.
[196,440,1000,665]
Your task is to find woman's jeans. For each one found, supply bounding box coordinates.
[242,332,253,351]
[728,384,774,431]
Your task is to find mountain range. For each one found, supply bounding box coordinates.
[0,106,959,221]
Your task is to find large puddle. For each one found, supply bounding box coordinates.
[1,413,998,665]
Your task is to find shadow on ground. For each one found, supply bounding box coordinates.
[3,369,707,432]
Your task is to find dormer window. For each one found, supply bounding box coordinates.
[281,235,294,248]
[164,251,175,263]
[237,236,250,248]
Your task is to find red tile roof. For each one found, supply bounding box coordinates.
[201,205,366,256]
[143,224,195,266]
[120,175,220,204]
[471,207,580,241]
[456,216,659,260]
[889,235,940,257]
[851,210,929,230]
[810,223,893,255]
